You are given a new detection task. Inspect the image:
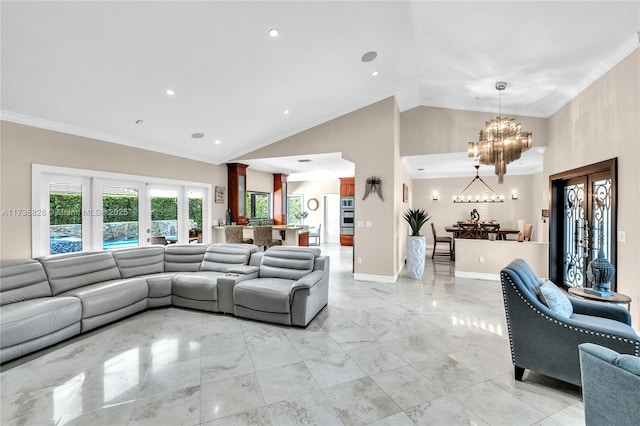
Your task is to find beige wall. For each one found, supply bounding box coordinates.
[400,105,548,156]
[545,49,640,328]
[287,179,340,229]
[0,121,227,259]
[412,174,541,242]
[238,97,400,279]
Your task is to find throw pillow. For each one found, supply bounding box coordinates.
[536,280,573,318]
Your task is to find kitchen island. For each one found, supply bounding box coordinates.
[212,225,309,246]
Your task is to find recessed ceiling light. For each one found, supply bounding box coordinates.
[418,168,424,171]
[165,89,175,96]
[297,159,312,163]
[214,140,221,145]
[361,51,377,63]
[269,28,279,37]
[191,133,204,139]
[371,71,379,77]
[283,110,290,115]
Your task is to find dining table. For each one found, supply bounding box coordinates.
[445,224,520,240]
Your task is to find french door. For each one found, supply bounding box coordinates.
[549,159,617,290]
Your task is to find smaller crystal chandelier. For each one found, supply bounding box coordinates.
[468,81,532,184]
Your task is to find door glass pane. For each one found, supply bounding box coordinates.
[188,190,203,242]
[49,183,83,254]
[287,195,303,224]
[563,182,585,287]
[102,186,139,249]
[591,178,612,260]
[150,189,178,243]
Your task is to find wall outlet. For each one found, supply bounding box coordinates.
[618,231,626,242]
[357,221,364,228]
[365,221,372,228]
[479,256,485,263]
[357,257,362,264]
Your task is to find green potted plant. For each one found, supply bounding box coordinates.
[403,208,431,279]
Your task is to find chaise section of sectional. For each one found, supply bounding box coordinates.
[112,246,173,308]
[0,259,82,363]
[172,243,259,313]
[37,251,148,332]
[233,246,330,327]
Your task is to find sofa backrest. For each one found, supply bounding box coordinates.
[501,258,543,300]
[200,243,258,272]
[259,246,319,280]
[0,259,52,305]
[112,246,165,278]
[38,251,122,295]
[164,244,208,272]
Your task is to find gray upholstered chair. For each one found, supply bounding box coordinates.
[579,343,640,426]
[500,258,640,386]
[308,224,321,246]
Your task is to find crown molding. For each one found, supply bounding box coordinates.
[548,32,640,116]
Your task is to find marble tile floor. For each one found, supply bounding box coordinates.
[0,243,585,426]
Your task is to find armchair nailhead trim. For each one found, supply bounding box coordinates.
[500,271,640,357]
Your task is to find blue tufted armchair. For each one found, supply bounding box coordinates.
[500,258,640,386]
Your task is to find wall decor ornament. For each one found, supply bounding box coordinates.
[215,186,225,204]
[363,176,383,201]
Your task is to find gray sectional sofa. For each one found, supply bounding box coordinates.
[0,244,329,364]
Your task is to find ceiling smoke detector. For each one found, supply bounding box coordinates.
[297,159,312,163]
[191,133,205,139]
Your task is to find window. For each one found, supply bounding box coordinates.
[49,181,86,254]
[287,195,304,224]
[101,185,140,250]
[246,191,271,219]
[32,165,211,257]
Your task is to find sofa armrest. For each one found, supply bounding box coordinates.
[291,271,324,291]
[569,296,632,325]
[227,265,259,275]
[216,271,259,314]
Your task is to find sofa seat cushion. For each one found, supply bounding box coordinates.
[172,272,224,301]
[234,278,295,314]
[59,278,147,319]
[142,273,176,298]
[0,297,82,348]
[571,313,638,337]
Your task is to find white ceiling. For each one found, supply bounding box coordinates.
[2,1,639,179]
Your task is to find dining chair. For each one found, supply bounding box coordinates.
[252,225,282,250]
[457,222,479,239]
[431,223,454,260]
[479,223,500,240]
[150,236,168,245]
[523,224,533,241]
[308,224,321,246]
[225,225,253,244]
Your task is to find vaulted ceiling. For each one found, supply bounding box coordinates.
[2,1,638,178]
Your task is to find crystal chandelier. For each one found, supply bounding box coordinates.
[468,81,533,184]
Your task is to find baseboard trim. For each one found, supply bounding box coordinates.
[454,271,500,281]
[353,273,397,283]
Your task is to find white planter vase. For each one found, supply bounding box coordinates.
[406,235,426,279]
